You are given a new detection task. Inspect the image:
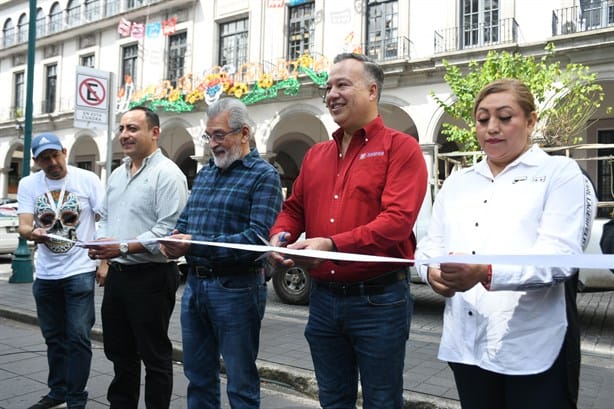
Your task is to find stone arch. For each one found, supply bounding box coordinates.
[4,138,26,197]
[379,101,419,139]
[159,117,196,188]
[69,132,100,176]
[266,105,328,197]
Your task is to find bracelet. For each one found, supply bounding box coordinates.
[482,264,492,290]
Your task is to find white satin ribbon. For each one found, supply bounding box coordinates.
[46,234,614,270]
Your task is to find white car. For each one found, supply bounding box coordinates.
[0,200,21,254]
[579,217,614,291]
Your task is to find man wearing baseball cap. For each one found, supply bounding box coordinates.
[18,133,104,409]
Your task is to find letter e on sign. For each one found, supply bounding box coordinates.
[76,76,108,109]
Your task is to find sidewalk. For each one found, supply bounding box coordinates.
[1,269,613,408]
[0,317,323,408]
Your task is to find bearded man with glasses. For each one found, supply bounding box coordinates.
[17,133,104,409]
[160,98,283,409]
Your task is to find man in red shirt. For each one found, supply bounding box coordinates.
[270,53,427,408]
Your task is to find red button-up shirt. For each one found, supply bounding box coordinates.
[271,116,428,282]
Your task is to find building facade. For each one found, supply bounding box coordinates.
[0,0,613,204]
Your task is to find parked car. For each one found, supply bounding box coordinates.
[578,217,614,291]
[271,264,311,305]
[0,199,21,255]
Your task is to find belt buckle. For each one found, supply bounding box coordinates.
[330,282,354,296]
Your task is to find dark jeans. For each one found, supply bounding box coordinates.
[101,262,179,409]
[32,271,96,409]
[181,271,267,409]
[305,279,412,409]
[564,273,581,405]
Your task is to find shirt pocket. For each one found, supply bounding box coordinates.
[347,155,387,202]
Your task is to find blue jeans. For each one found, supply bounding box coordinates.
[305,279,412,409]
[181,272,267,409]
[32,271,96,409]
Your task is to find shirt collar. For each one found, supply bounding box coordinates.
[474,144,543,177]
[122,148,161,172]
[332,115,384,146]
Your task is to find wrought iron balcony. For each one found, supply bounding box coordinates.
[1,0,168,49]
[360,36,411,62]
[434,17,519,54]
[2,27,14,48]
[552,1,614,36]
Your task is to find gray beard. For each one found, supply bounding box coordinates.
[213,144,242,169]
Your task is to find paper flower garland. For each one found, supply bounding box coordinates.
[123,53,331,113]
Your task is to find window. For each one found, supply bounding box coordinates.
[598,130,614,217]
[76,156,94,171]
[462,0,499,48]
[126,0,147,9]
[17,14,28,43]
[45,64,57,113]
[49,2,62,34]
[167,32,187,88]
[13,71,25,119]
[76,161,93,171]
[582,0,614,29]
[81,53,95,68]
[84,0,100,21]
[287,1,315,60]
[105,0,120,17]
[36,8,46,38]
[219,18,248,69]
[3,18,15,48]
[122,44,139,88]
[366,0,399,61]
[67,0,81,27]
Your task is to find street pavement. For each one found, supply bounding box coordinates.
[0,257,613,408]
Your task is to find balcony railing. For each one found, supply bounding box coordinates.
[2,27,15,48]
[360,36,411,62]
[552,1,614,36]
[0,0,165,49]
[434,17,518,54]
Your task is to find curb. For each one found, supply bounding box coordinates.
[0,306,459,409]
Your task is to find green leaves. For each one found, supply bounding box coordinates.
[433,43,610,150]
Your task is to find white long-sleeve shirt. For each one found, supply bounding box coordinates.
[415,145,596,375]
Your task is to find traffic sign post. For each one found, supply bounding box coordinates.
[75,67,115,182]
[74,67,111,131]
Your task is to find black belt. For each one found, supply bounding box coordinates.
[108,262,175,272]
[314,268,408,297]
[190,263,261,279]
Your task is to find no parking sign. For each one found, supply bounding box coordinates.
[75,67,111,130]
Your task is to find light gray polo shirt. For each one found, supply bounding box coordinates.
[97,148,188,264]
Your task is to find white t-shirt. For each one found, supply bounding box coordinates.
[17,165,104,279]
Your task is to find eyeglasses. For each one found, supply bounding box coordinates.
[202,127,241,143]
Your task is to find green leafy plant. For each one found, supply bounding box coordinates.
[432,43,612,151]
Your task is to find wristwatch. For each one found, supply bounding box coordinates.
[119,242,129,256]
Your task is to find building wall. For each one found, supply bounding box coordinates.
[0,0,613,199]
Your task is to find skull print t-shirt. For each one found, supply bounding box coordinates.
[17,165,104,279]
